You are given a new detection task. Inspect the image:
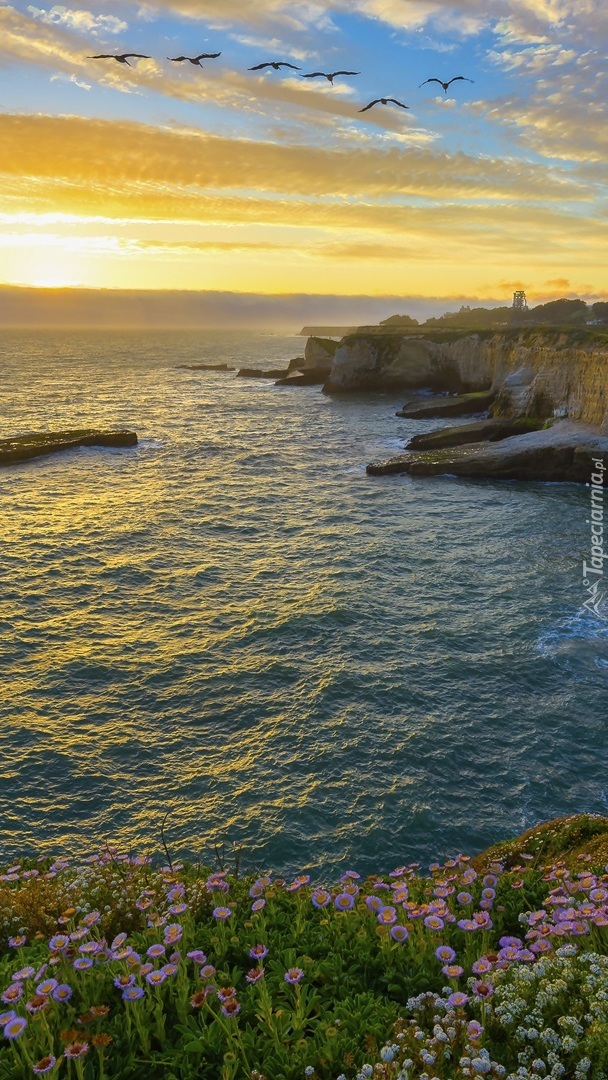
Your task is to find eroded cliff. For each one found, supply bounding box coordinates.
[325,329,608,430]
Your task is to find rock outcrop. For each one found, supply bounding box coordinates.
[405,417,548,451]
[275,368,328,387]
[396,391,495,419]
[178,363,235,371]
[323,328,608,431]
[1,429,138,467]
[236,367,290,378]
[302,336,339,373]
[367,420,608,483]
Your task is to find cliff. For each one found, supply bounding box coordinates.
[325,328,608,431]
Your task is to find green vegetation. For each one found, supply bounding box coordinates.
[378,315,420,328]
[424,306,512,329]
[373,297,608,335]
[1,814,608,1079]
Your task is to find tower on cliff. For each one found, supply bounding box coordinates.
[512,290,528,311]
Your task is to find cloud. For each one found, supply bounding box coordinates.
[0,5,415,132]
[0,112,590,205]
[50,72,91,90]
[138,0,337,33]
[488,43,577,71]
[27,4,127,35]
[134,0,606,47]
[482,93,608,162]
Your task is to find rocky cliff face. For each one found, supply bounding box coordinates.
[325,330,608,430]
[302,336,339,372]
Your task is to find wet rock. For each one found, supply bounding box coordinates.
[236,367,290,378]
[396,390,495,419]
[1,429,138,467]
[274,369,327,386]
[178,363,235,371]
[405,417,548,451]
[367,421,608,483]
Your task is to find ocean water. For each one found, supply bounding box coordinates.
[1,329,607,877]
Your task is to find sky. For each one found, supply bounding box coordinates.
[1,0,607,324]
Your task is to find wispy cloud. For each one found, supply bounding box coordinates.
[50,71,91,90]
[27,4,128,36]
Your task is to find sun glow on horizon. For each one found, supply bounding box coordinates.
[0,0,606,303]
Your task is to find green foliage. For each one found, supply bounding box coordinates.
[521,297,588,325]
[378,315,419,327]
[0,818,608,1078]
[423,305,512,329]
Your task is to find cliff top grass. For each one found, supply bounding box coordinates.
[1,814,608,1079]
[340,326,608,348]
[471,813,608,871]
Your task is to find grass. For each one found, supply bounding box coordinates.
[1,814,608,1079]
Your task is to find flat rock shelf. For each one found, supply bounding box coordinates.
[0,429,138,467]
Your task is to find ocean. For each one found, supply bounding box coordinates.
[1,328,607,877]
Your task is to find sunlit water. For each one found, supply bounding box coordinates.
[1,329,607,876]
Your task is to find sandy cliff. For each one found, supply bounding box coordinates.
[325,329,608,431]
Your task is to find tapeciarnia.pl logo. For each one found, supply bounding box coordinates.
[583,457,607,618]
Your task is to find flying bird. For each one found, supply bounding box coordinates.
[87,53,151,66]
[419,76,474,94]
[248,61,301,71]
[167,53,221,66]
[359,97,409,113]
[301,70,360,84]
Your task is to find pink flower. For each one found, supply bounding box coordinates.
[64,1042,89,1059]
[33,1055,57,1074]
[284,968,304,985]
[246,967,265,983]
[212,907,232,921]
[447,991,469,1008]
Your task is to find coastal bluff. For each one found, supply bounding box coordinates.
[0,429,138,467]
[323,328,608,431]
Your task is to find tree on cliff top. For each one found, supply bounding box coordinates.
[423,305,511,328]
[520,298,588,324]
[379,313,419,327]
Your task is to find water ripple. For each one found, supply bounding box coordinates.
[1,329,606,874]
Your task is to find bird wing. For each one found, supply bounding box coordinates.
[388,98,409,108]
[279,62,301,69]
[123,54,151,58]
[419,78,442,87]
[248,63,270,70]
[302,71,326,78]
[447,76,474,85]
[358,100,379,112]
[88,54,114,58]
[333,71,360,76]
[167,56,186,61]
[197,53,221,59]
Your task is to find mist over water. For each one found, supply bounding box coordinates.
[2,329,607,876]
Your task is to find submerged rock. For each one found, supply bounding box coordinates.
[1,429,138,467]
[178,363,235,371]
[405,417,548,451]
[236,367,290,378]
[396,390,495,419]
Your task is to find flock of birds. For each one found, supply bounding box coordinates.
[86,51,474,113]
